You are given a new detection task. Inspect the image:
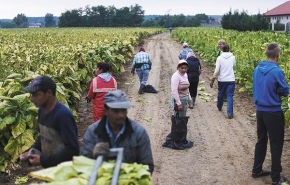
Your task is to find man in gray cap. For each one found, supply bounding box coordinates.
[81,90,154,173]
[179,43,194,60]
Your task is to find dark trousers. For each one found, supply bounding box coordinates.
[252,111,285,182]
[189,81,199,98]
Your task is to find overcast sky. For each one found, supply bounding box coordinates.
[0,0,288,19]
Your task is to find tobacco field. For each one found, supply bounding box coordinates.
[172,27,290,124]
[0,27,164,172]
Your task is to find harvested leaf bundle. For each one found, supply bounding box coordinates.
[30,156,152,185]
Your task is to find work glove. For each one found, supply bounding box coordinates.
[93,142,110,159]
[85,96,91,103]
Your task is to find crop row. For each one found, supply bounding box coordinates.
[0,28,164,172]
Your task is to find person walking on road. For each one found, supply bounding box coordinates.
[217,39,227,102]
[131,47,152,94]
[210,45,236,119]
[171,60,192,117]
[186,52,201,108]
[179,43,194,60]
[169,27,173,34]
[87,62,117,122]
[20,76,79,168]
[81,90,154,173]
[251,43,289,185]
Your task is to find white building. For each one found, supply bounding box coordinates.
[264,1,290,31]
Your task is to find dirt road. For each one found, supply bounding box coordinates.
[112,32,290,185]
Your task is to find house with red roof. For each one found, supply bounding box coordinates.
[264,1,290,31]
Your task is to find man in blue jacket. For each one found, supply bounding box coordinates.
[252,43,289,185]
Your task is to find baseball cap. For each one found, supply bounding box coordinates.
[139,47,145,52]
[178,59,188,66]
[104,90,131,109]
[23,75,56,93]
[183,43,188,47]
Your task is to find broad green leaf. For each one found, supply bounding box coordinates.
[15,176,29,184]
[4,137,22,161]
[26,114,35,129]
[11,114,26,138]
[0,116,16,131]
[144,117,152,122]
[12,93,30,107]
[7,73,22,79]
[136,99,149,103]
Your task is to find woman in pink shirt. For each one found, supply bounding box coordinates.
[171,60,192,117]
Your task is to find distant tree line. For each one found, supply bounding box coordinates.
[0,13,57,28]
[141,14,210,27]
[58,4,144,27]
[221,10,269,31]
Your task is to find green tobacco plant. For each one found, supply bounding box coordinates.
[0,27,165,170]
[172,27,290,124]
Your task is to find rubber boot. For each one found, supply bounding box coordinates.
[138,84,145,94]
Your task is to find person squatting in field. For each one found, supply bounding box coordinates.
[87,62,117,122]
[178,42,194,60]
[131,47,152,94]
[171,60,192,117]
[210,44,236,119]
[186,52,201,109]
[251,43,289,185]
[20,76,79,168]
[81,90,154,173]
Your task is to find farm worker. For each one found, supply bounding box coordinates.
[131,47,152,94]
[178,43,194,60]
[186,52,201,109]
[169,27,173,34]
[20,76,79,168]
[171,60,192,117]
[210,45,236,119]
[87,62,117,122]
[217,39,227,102]
[251,43,289,185]
[81,90,154,173]
[217,39,226,57]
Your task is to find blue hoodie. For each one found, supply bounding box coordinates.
[253,61,289,111]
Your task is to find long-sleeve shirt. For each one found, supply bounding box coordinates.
[131,51,151,72]
[171,71,191,105]
[253,61,289,111]
[213,52,236,81]
[179,48,194,60]
[32,102,79,168]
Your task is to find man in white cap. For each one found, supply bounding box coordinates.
[81,90,154,173]
[179,43,194,60]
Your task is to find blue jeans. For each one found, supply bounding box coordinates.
[137,70,149,85]
[217,81,235,116]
